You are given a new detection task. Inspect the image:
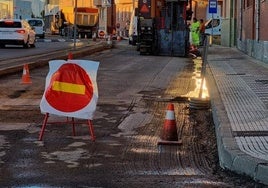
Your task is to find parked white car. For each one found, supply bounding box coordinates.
[0,19,36,48]
[26,18,45,39]
[205,18,222,36]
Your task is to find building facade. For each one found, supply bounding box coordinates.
[114,0,133,36]
[25,0,44,17]
[14,0,32,19]
[192,0,268,64]
[236,0,268,63]
[0,0,14,19]
[0,0,44,19]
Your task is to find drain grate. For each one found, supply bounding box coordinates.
[255,79,268,84]
[226,73,246,76]
[233,131,268,137]
[142,95,211,109]
[213,57,246,61]
[143,95,189,103]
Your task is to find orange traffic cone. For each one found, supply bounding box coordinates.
[68,52,73,60]
[21,64,32,84]
[158,103,182,145]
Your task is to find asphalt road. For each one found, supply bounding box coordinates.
[0,40,262,187]
[0,38,86,60]
[0,37,107,77]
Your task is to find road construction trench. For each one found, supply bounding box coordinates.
[142,55,212,141]
[125,57,217,181]
[0,42,263,187]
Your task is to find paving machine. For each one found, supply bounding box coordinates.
[138,0,191,56]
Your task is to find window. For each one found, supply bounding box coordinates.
[0,21,22,28]
[244,0,254,8]
[28,20,43,27]
[246,0,254,7]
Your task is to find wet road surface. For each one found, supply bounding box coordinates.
[0,41,262,187]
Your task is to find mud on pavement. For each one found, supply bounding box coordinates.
[0,44,263,187]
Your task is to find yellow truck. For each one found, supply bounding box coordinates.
[51,7,98,38]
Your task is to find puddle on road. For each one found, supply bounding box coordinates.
[8,90,27,99]
[185,57,210,99]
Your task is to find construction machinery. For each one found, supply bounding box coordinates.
[137,0,191,56]
[49,7,98,38]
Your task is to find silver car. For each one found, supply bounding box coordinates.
[0,19,36,48]
[26,18,45,39]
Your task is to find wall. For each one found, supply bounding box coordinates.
[115,0,133,36]
[259,1,268,41]
[0,2,9,19]
[14,0,32,19]
[236,0,268,64]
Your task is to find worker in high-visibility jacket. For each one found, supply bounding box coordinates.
[190,17,200,46]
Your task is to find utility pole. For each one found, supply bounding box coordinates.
[73,0,78,50]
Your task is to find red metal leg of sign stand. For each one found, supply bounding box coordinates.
[72,117,76,136]
[88,120,96,142]
[39,113,49,141]
[38,114,96,142]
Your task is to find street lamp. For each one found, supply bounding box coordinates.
[73,0,78,50]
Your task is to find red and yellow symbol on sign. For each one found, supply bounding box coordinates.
[98,30,105,38]
[40,60,99,120]
[140,4,149,13]
[45,63,93,112]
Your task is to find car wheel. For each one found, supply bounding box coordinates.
[136,43,140,51]
[30,43,36,48]
[23,38,30,48]
[0,44,5,48]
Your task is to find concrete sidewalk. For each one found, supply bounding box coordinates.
[207,45,268,185]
